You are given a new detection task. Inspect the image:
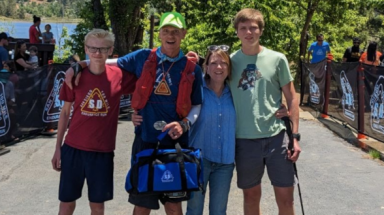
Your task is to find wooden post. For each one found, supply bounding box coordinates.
[357,62,366,139]
[321,55,332,118]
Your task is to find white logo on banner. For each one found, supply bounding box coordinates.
[0,82,10,137]
[370,75,384,134]
[340,70,355,121]
[42,71,66,122]
[119,94,131,108]
[309,72,320,104]
[161,170,174,183]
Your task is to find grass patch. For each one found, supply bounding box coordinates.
[369,149,381,159]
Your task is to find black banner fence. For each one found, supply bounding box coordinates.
[301,60,327,113]
[301,60,384,142]
[0,64,131,144]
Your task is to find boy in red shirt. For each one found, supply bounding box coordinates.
[51,29,136,215]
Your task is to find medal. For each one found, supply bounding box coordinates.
[154,61,175,96]
[154,78,172,95]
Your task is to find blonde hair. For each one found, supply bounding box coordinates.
[84,29,115,46]
[203,49,232,81]
[233,8,264,31]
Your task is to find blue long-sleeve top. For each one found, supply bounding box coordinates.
[189,80,236,164]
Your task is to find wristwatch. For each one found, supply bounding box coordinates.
[292,133,301,141]
[178,119,190,133]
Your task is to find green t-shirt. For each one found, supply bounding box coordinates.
[229,47,293,139]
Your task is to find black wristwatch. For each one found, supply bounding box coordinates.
[292,133,301,141]
[178,119,190,133]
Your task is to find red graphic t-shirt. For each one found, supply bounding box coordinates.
[59,65,136,152]
[29,25,40,43]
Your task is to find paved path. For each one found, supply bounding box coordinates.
[1,116,384,214]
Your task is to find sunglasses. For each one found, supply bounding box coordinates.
[207,45,230,52]
[86,45,111,54]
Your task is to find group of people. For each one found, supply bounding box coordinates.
[307,33,384,66]
[53,9,301,215]
[342,37,384,66]
[29,15,55,44]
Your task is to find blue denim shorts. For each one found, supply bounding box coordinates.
[235,130,295,189]
[59,143,114,203]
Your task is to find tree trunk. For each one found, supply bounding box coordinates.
[92,0,108,30]
[297,0,319,76]
[297,0,319,102]
[109,0,147,56]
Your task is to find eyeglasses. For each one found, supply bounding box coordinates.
[207,45,230,52]
[86,45,111,53]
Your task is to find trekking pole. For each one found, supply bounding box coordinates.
[282,116,305,215]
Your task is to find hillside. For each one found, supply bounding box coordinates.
[0,0,82,21]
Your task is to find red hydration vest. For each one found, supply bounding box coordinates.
[131,48,196,118]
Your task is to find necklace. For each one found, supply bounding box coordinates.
[154,61,175,95]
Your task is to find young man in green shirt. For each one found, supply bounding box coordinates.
[229,8,301,215]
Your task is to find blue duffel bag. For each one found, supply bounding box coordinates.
[125,142,204,195]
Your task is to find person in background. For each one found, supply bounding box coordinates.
[307,33,331,63]
[42,24,55,44]
[380,53,384,66]
[0,32,9,70]
[29,15,42,44]
[360,41,382,66]
[1,61,18,141]
[342,37,363,63]
[1,61,15,103]
[14,41,37,71]
[28,46,39,67]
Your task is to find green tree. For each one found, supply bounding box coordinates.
[6,0,17,18]
[108,0,148,55]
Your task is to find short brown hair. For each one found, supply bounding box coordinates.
[203,49,232,81]
[233,8,264,31]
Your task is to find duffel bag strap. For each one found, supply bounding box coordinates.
[175,142,188,191]
[147,142,160,192]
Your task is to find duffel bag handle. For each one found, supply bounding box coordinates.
[174,142,188,191]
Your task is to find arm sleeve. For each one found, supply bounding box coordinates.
[186,104,201,125]
[85,58,117,67]
[105,58,118,66]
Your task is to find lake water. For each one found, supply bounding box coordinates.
[0,21,77,45]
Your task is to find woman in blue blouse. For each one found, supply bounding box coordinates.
[186,45,235,215]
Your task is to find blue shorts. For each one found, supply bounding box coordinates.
[59,143,114,203]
